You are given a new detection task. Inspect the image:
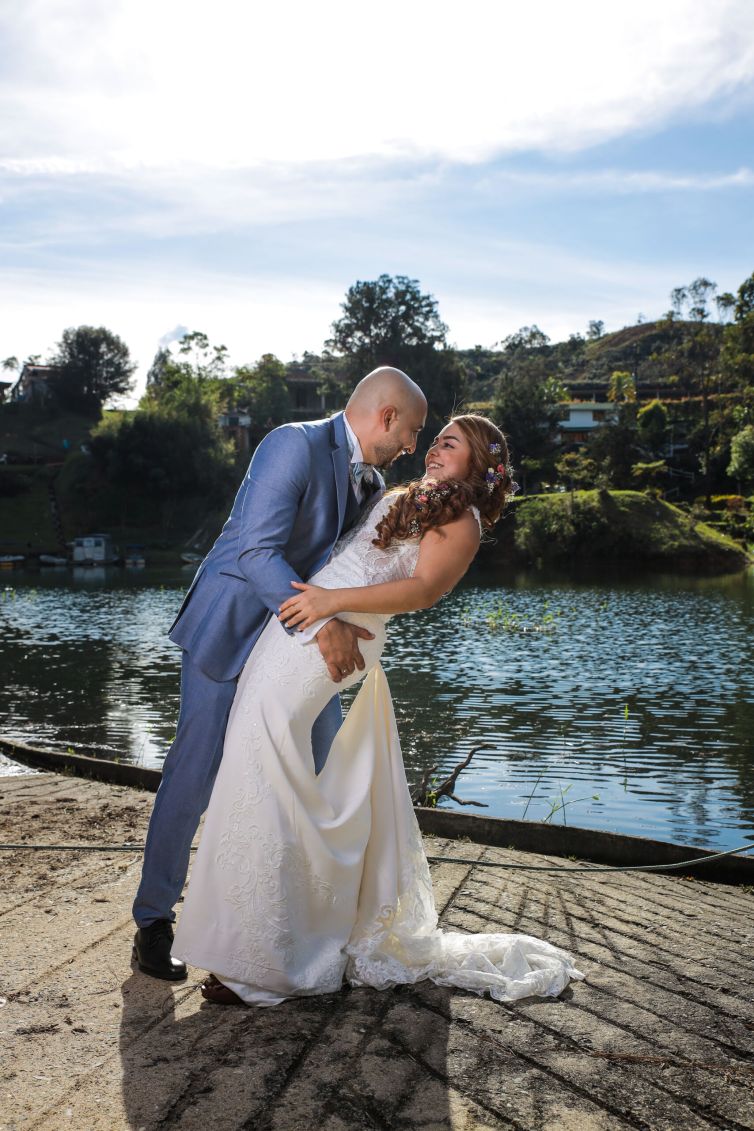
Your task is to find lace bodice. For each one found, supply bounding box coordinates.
[310,494,421,597]
[309,494,482,623]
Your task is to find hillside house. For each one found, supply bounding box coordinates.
[217,373,343,451]
[10,364,61,405]
[556,400,617,446]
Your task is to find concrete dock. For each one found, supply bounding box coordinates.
[1,770,753,1130]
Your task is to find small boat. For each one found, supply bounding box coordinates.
[0,554,24,568]
[124,544,146,568]
[39,554,68,566]
[181,551,203,565]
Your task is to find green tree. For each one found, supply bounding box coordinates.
[661,279,731,497]
[49,326,135,414]
[727,425,754,491]
[175,330,229,378]
[587,398,641,488]
[673,324,720,496]
[107,330,238,524]
[671,277,717,322]
[637,399,668,454]
[503,325,550,352]
[327,274,448,367]
[141,331,226,418]
[494,327,566,473]
[631,459,668,493]
[555,451,599,491]
[230,354,292,428]
[715,293,736,323]
[90,408,235,521]
[146,347,171,390]
[607,370,637,403]
[326,274,467,456]
[735,275,754,320]
[721,271,754,389]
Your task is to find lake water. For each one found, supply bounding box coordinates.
[2,563,753,852]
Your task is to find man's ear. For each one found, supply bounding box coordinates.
[381,405,397,431]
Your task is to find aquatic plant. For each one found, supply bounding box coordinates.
[542,784,600,826]
[460,600,560,634]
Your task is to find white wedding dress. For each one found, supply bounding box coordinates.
[173,494,584,1005]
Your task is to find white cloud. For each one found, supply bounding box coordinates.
[2,0,754,169]
[0,157,436,251]
[157,325,189,350]
[477,167,754,197]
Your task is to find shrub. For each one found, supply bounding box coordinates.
[710,494,747,512]
[0,469,33,497]
[514,492,620,562]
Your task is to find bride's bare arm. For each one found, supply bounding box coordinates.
[278,511,480,629]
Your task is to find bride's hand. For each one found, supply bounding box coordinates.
[278,583,339,629]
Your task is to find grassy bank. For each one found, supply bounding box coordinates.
[0,464,61,551]
[492,489,749,574]
[0,403,94,462]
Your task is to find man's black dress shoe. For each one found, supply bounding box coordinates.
[132,919,187,981]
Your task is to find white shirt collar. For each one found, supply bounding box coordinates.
[343,412,364,465]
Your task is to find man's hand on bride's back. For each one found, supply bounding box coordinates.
[314,619,375,683]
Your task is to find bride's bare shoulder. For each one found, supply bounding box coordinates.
[422,508,480,547]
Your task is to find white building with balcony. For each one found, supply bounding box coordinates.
[556,401,617,446]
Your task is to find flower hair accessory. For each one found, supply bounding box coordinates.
[406,480,454,536]
[485,463,509,494]
[415,481,452,509]
[486,442,518,494]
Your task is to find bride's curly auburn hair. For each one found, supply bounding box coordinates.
[372,414,515,549]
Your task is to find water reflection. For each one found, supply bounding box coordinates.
[1,565,754,850]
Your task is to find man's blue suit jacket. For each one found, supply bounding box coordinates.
[169,411,381,683]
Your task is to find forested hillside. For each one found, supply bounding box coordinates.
[2,272,753,559]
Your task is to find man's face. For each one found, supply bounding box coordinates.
[372,404,426,468]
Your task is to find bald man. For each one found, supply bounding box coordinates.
[132,366,427,980]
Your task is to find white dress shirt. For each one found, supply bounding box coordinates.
[343,413,368,503]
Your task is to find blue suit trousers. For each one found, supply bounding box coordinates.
[132,648,342,927]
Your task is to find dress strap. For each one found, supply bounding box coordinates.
[468,505,483,535]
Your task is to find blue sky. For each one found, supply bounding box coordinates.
[2,0,754,401]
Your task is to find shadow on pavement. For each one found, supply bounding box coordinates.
[119,967,453,1129]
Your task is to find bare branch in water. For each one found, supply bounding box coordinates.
[446,792,488,808]
[410,763,439,805]
[411,744,493,808]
